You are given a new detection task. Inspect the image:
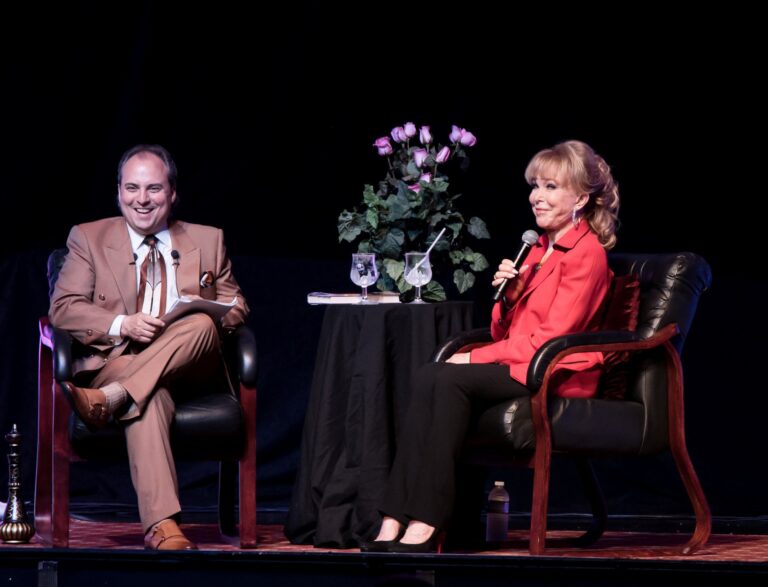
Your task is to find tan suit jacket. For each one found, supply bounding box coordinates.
[49,217,249,376]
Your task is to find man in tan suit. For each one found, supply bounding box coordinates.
[49,144,249,550]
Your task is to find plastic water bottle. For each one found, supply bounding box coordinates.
[485,481,510,543]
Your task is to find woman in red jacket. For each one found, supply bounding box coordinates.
[362,140,621,553]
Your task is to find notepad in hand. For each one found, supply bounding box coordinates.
[307,292,401,305]
[162,296,238,323]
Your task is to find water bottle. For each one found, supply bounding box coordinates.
[485,480,510,543]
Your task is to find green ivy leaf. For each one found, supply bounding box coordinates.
[374,228,405,258]
[383,258,405,281]
[469,252,489,272]
[454,269,476,294]
[338,210,364,243]
[449,250,464,265]
[366,209,379,230]
[363,184,382,207]
[468,216,491,239]
[385,190,412,221]
[422,280,446,302]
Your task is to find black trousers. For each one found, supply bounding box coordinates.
[380,362,530,529]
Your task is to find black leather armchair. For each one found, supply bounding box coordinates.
[35,249,257,548]
[433,252,712,555]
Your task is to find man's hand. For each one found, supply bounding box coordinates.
[446,352,471,364]
[120,312,166,343]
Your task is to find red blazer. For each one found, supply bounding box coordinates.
[470,221,611,398]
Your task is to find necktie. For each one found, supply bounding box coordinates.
[136,235,167,316]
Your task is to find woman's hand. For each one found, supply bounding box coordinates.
[446,352,471,364]
[491,259,529,288]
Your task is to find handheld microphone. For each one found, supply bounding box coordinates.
[491,230,539,302]
[171,250,180,266]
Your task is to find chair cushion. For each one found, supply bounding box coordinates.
[597,273,640,399]
[69,393,245,461]
[466,395,646,455]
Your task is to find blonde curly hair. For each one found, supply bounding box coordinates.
[524,140,620,250]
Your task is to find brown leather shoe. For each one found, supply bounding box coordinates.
[144,519,198,550]
[61,381,110,430]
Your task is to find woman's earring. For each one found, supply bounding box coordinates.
[572,207,580,226]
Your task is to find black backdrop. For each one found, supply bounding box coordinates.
[1,4,765,523]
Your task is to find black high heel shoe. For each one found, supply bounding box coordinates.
[359,525,406,552]
[387,530,445,554]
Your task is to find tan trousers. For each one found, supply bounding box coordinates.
[90,313,222,532]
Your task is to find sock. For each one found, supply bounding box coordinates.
[101,382,128,413]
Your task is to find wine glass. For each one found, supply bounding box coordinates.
[404,252,432,303]
[350,253,379,303]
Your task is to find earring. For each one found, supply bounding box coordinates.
[572,208,580,226]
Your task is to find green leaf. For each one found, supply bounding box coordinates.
[338,210,364,243]
[374,228,405,258]
[366,208,379,230]
[454,269,476,294]
[447,222,462,239]
[383,258,405,281]
[449,250,464,265]
[363,184,382,206]
[469,252,489,272]
[422,280,446,302]
[376,272,397,293]
[468,216,491,239]
[385,187,412,221]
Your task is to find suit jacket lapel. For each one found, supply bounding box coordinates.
[104,223,136,312]
[170,221,201,296]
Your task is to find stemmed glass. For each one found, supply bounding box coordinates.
[404,252,432,303]
[350,253,379,303]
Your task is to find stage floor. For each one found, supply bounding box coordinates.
[3,519,768,586]
[3,518,768,560]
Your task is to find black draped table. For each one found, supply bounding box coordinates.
[285,301,473,548]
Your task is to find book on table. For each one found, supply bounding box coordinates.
[307,291,401,305]
[161,296,238,323]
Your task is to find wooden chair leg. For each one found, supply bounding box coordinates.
[665,343,711,555]
[237,382,257,548]
[52,383,72,548]
[529,393,553,555]
[34,337,54,545]
[572,457,607,546]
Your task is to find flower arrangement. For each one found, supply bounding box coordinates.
[337,122,490,301]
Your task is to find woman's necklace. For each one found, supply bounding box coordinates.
[535,244,555,272]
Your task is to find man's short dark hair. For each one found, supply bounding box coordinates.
[117,144,178,191]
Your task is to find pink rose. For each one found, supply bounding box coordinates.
[373,136,393,156]
[391,126,408,143]
[419,126,432,145]
[403,122,417,137]
[435,146,451,163]
[413,148,428,168]
[459,131,477,146]
[419,172,432,183]
[449,125,463,143]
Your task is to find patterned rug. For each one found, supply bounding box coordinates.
[5,520,767,562]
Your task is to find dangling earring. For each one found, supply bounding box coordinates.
[572,207,581,226]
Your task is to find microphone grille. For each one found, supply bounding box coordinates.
[521,230,539,245]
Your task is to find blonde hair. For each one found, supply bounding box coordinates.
[524,140,620,249]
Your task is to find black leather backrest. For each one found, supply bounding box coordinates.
[608,252,712,353]
[47,247,69,298]
[608,252,711,452]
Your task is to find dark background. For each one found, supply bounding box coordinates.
[1,4,765,525]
